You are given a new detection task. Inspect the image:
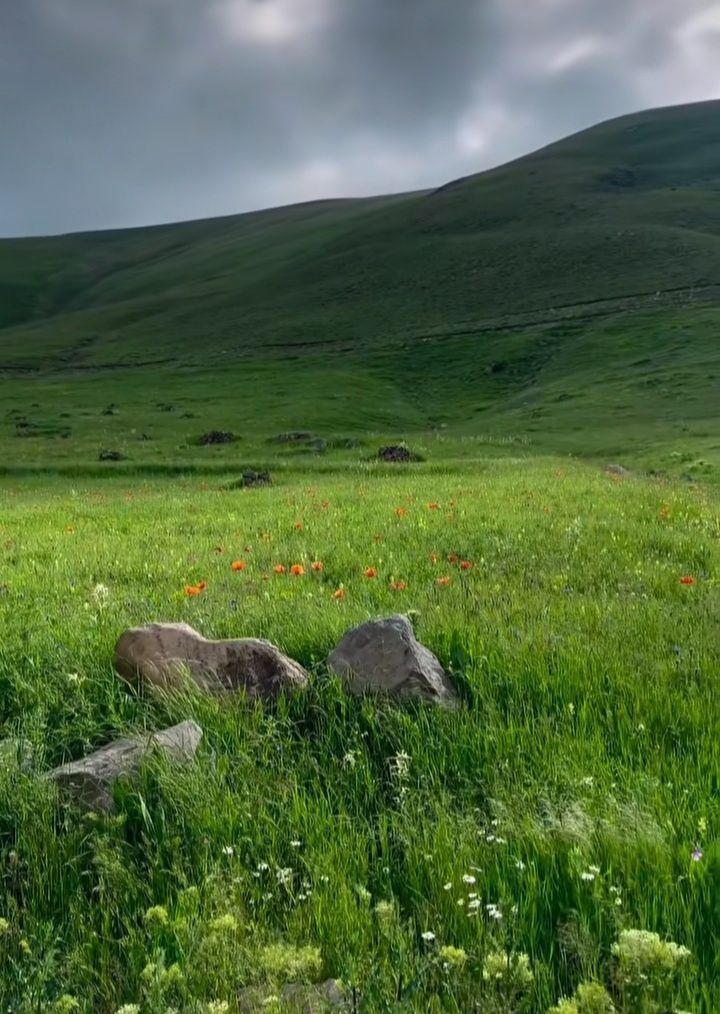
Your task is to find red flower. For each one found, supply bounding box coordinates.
[290,564,305,576]
[394,507,408,518]
[333,588,346,600]
[679,575,695,586]
[390,580,407,591]
[460,560,473,571]
[231,560,246,571]
[311,561,324,572]
[436,576,452,587]
[294,521,303,530]
[364,567,378,578]
[273,564,286,574]
[447,554,459,564]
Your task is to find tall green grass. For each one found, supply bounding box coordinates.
[0,460,718,1011]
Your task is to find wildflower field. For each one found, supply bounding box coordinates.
[0,458,719,1013]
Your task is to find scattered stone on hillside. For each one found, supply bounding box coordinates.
[328,614,458,706]
[198,430,236,445]
[0,737,33,773]
[99,448,126,461]
[604,463,631,477]
[306,437,327,453]
[237,469,272,487]
[47,720,202,813]
[272,431,314,444]
[378,445,412,463]
[238,980,346,1013]
[113,622,308,698]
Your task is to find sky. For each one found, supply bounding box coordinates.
[2,0,720,236]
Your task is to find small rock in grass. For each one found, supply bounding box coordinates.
[377,444,423,463]
[238,469,272,488]
[272,431,314,444]
[47,720,202,813]
[113,622,308,698]
[99,448,126,462]
[328,614,458,706]
[198,430,235,445]
[604,463,631,477]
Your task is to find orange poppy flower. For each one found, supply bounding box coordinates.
[231,560,246,571]
[294,521,303,530]
[428,502,440,510]
[447,554,459,564]
[679,575,695,585]
[311,561,324,572]
[184,584,202,596]
[390,580,407,591]
[333,588,346,600]
[364,567,378,578]
[436,576,452,586]
[394,507,408,518]
[460,560,473,571]
[273,564,286,574]
[290,564,305,576]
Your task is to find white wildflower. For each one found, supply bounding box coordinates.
[421,931,436,943]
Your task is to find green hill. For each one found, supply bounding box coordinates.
[1,99,719,473]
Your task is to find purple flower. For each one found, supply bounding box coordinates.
[692,848,703,862]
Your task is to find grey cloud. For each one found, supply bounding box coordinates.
[1,0,718,235]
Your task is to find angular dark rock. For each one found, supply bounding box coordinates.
[328,614,458,706]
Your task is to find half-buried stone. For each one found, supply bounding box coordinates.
[47,720,202,813]
[113,622,308,698]
[328,614,458,706]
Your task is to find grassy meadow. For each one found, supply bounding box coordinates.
[2,97,720,1012]
[1,459,719,1012]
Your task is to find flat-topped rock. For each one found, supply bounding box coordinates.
[47,720,202,813]
[114,622,308,697]
[328,614,458,706]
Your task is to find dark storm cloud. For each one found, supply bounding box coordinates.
[1,0,719,235]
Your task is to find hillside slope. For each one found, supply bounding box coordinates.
[1,100,719,469]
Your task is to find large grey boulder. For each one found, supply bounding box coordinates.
[47,720,202,813]
[114,622,308,698]
[328,615,457,706]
